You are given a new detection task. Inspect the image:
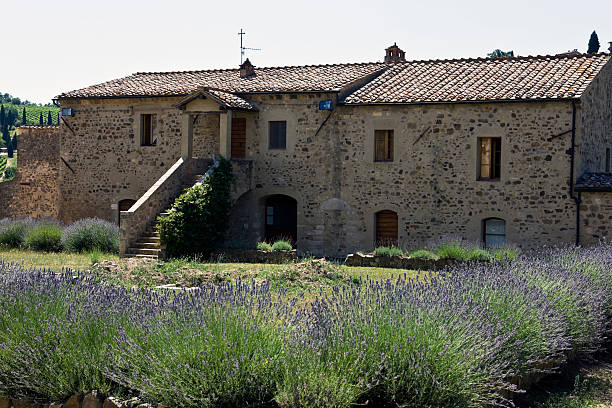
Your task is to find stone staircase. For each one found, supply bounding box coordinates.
[124,173,205,259]
[124,212,169,258]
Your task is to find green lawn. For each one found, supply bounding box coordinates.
[0,247,118,271]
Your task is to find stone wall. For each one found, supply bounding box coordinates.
[57,97,185,224]
[228,96,580,256]
[580,191,612,244]
[578,58,612,174]
[0,126,60,219]
[57,90,610,258]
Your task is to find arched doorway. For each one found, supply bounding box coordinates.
[375,210,398,246]
[118,199,137,227]
[264,195,297,244]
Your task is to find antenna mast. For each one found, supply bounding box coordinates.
[238,28,261,64]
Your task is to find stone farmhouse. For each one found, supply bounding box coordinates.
[1,44,611,257]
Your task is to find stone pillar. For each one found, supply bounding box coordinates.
[219,110,233,158]
[180,112,193,158]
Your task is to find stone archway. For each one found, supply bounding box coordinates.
[264,194,297,244]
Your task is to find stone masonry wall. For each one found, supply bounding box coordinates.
[57,97,185,224]
[0,126,60,219]
[580,192,612,244]
[228,97,579,256]
[577,58,612,174]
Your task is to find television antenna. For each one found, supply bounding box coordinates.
[238,28,261,64]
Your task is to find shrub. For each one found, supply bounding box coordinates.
[492,246,520,261]
[466,248,492,262]
[257,241,273,251]
[271,240,292,252]
[435,241,471,260]
[158,158,234,258]
[3,165,16,180]
[408,249,439,260]
[23,223,63,252]
[0,245,610,407]
[0,217,34,248]
[373,245,403,257]
[61,218,119,253]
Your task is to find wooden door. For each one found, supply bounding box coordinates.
[231,117,246,159]
[375,210,398,246]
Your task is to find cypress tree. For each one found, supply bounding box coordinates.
[11,134,17,151]
[6,136,13,158]
[39,112,43,125]
[7,110,14,128]
[22,107,26,125]
[47,111,52,125]
[2,125,10,151]
[587,31,600,53]
[0,105,4,128]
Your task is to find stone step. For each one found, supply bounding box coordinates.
[133,242,160,249]
[140,235,161,242]
[124,253,158,259]
[127,247,162,256]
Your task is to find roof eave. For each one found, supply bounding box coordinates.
[340,97,582,106]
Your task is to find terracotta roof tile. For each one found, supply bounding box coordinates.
[56,63,385,99]
[56,54,610,104]
[343,53,610,104]
[575,173,612,192]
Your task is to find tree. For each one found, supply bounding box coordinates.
[11,134,17,150]
[587,31,600,53]
[39,112,43,125]
[22,107,26,126]
[47,111,52,125]
[1,125,10,152]
[488,49,514,58]
[0,105,4,128]
[6,136,13,158]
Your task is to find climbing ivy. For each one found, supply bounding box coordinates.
[157,157,234,258]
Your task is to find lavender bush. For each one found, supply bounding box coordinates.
[0,244,609,407]
[0,217,35,248]
[61,218,119,253]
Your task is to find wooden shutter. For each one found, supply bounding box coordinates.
[387,131,394,161]
[479,138,491,179]
[492,138,501,179]
[269,121,287,149]
[375,130,386,161]
[231,117,246,158]
[376,210,398,245]
[141,114,152,146]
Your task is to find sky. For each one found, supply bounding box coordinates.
[1,0,611,104]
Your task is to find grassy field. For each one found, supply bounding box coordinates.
[0,248,119,271]
[0,248,421,294]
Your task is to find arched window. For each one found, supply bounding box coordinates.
[375,210,398,246]
[483,218,506,247]
[118,199,137,226]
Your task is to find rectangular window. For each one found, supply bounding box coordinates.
[269,121,287,150]
[606,147,611,173]
[483,218,506,248]
[140,114,156,146]
[375,130,394,162]
[478,137,501,180]
[266,206,274,225]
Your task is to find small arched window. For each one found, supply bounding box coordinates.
[375,210,398,246]
[483,218,506,247]
[118,199,137,227]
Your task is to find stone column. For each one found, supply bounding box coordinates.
[180,112,193,158]
[219,110,233,158]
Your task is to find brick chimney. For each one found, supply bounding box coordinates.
[239,58,256,78]
[385,43,406,63]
